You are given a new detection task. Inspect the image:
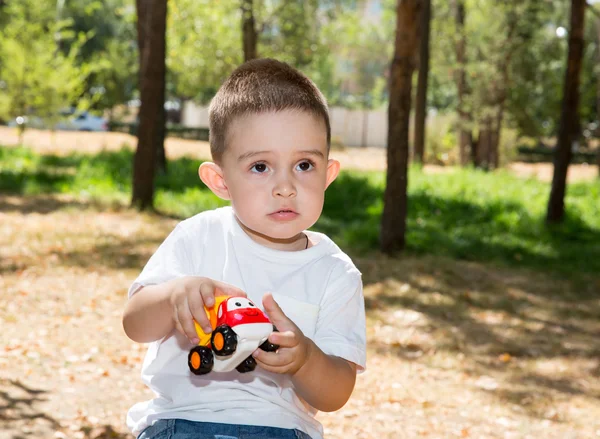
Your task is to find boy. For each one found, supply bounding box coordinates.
[123,58,366,439]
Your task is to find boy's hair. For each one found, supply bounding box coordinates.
[208,58,331,163]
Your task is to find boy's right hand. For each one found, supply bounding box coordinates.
[169,276,246,344]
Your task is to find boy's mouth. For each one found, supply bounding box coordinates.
[271,208,297,214]
[269,208,299,220]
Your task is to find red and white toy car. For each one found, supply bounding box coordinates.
[188,296,278,375]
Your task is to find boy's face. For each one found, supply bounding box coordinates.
[202,110,339,249]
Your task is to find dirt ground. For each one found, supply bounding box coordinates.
[1,129,600,439]
[1,126,598,182]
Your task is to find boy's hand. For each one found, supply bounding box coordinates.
[169,276,246,344]
[252,293,313,375]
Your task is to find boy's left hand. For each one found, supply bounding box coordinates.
[252,293,313,375]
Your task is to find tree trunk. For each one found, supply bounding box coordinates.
[490,103,504,170]
[477,116,493,170]
[136,0,167,176]
[470,134,478,165]
[132,0,167,210]
[381,0,420,255]
[452,0,472,166]
[242,0,258,62]
[547,0,586,223]
[413,0,431,164]
[596,17,600,175]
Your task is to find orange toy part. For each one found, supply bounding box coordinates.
[189,351,201,369]
[193,295,228,346]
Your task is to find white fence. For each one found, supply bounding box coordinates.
[182,102,389,148]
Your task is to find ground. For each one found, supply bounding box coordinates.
[1,128,599,439]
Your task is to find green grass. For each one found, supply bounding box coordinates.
[1,145,599,276]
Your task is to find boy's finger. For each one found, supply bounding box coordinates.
[253,348,292,367]
[199,282,217,308]
[213,280,247,298]
[262,293,293,328]
[188,292,211,334]
[268,330,297,348]
[175,305,200,343]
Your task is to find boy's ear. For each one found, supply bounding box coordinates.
[199,162,231,200]
[325,159,340,189]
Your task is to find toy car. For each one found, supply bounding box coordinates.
[188,296,278,375]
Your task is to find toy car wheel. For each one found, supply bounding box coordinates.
[188,346,213,375]
[236,355,257,373]
[211,325,237,356]
[259,325,279,352]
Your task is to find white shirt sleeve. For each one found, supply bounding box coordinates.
[128,223,197,298]
[313,268,367,373]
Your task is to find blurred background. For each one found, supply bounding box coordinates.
[1,1,599,438]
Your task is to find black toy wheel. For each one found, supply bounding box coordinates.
[188,346,214,375]
[211,325,237,356]
[259,325,279,352]
[236,355,257,373]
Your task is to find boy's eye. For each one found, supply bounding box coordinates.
[296,161,314,172]
[250,163,268,173]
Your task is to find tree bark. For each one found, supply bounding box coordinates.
[596,17,600,176]
[476,115,493,170]
[490,103,504,169]
[413,0,431,164]
[546,0,586,223]
[452,0,472,166]
[381,0,420,255]
[242,0,258,62]
[132,0,168,210]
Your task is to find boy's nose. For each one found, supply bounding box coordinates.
[272,177,297,198]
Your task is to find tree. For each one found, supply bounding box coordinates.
[546,0,586,223]
[413,0,431,163]
[242,0,258,61]
[595,9,600,175]
[138,0,167,175]
[167,1,241,103]
[381,0,420,254]
[0,0,88,143]
[132,0,167,210]
[60,0,138,117]
[451,0,472,165]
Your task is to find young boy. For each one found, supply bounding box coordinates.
[123,58,366,439]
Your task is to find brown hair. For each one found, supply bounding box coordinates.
[208,58,331,163]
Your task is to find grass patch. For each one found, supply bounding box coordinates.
[1,145,599,276]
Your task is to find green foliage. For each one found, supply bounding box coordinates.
[1,145,598,276]
[167,0,242,102]
[0,0,89,125]
[61,0,139,110]
[60,0,138,113]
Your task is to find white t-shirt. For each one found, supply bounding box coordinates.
[127,206,366,439]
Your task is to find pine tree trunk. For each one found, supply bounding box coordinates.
[132,0,167,210]
[242,0,258,62]
[381,0,420,255]
[453,0,472,166]
[547,0,586,223]
[414,0,431,164]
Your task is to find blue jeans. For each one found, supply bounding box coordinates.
[138,419,313,439]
